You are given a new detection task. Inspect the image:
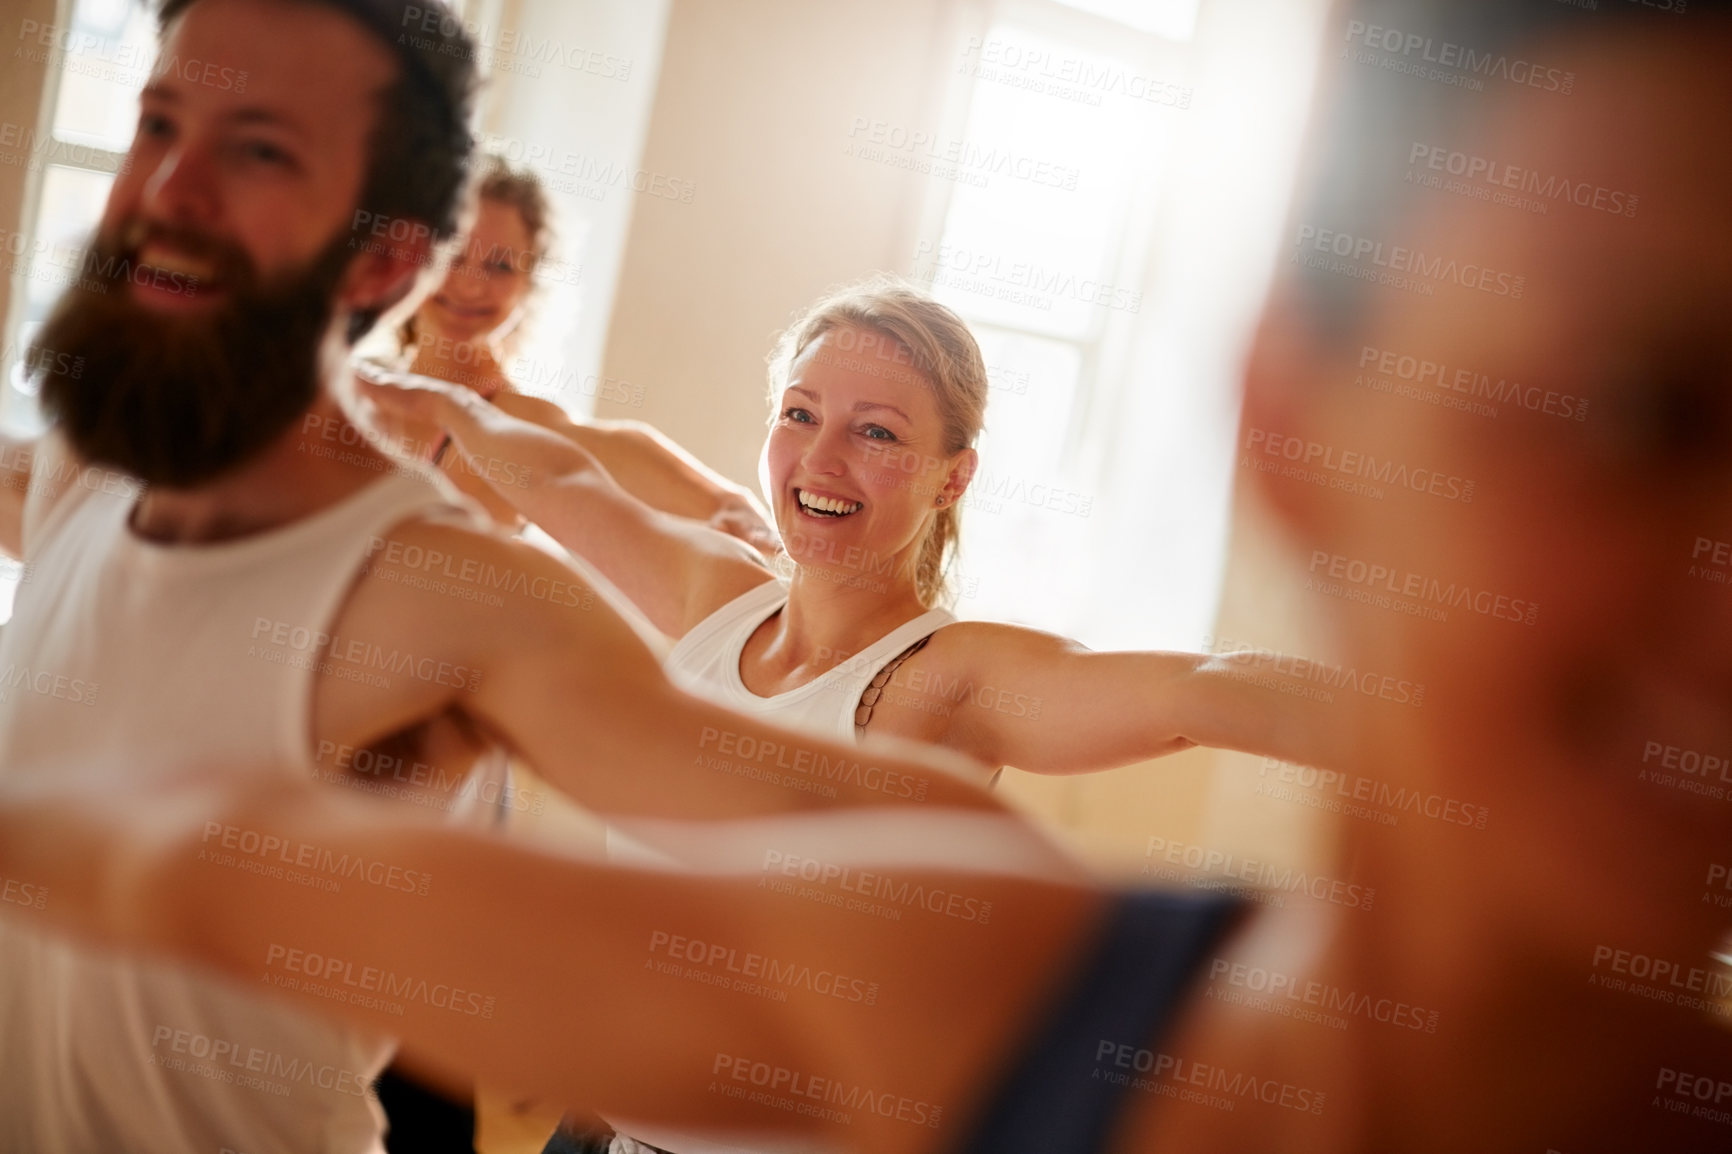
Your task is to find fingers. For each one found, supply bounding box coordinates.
[353,375,450,430]
[352,365,460,401]
[350,360,392,386]
[733,511,780,548]
[712,508,782,558]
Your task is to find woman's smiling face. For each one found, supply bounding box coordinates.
[418,197,535,345]
[763,325,973,585]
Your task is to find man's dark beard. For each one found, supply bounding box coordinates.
[30,222,355,488]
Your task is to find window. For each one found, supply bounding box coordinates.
[2,0,151,428]
[0,0,155,621]
[918,0,1198,633]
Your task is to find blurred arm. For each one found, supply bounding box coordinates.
[0,768,1102,1152]
[361,376,770,636]
[332,521,1001,818]
[493,392,778,557]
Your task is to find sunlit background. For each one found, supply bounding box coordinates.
[1,0,1327,643]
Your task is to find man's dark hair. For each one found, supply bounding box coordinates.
[156,0,480,339]
[1285,0,1732,344]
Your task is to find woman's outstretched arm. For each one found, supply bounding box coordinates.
[904,624,1364,777]
[357,372,772,636]
[0,766,1102,1153]
[358,364,777,556]
[491,391,779,558]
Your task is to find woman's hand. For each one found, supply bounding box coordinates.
[357,368,781,559]
[707,493,781,560]
[353,366,473,434]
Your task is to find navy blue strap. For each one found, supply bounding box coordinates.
[953,891,1245,1154]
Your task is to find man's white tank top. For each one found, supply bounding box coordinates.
[0,432,506,1154]
[663,578,954,738]
[608,578,952,1154]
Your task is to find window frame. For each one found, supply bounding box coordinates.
[0,0,127,427]
[914,0,1201,484]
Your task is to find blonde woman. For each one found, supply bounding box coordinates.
[371,285,1350,1151]
[366,279,1355,785]
[375,279,1354,1146]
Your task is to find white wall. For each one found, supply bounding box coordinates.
[477,0,672,416]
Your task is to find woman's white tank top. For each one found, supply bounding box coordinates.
[662,578,954,739]
[608,578,953,1154]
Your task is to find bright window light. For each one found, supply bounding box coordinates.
[925,21,1170,630]
[1052,0,1202,40]
[931,25,1149,341]
[9,166,113,389]
[48,0,157,152]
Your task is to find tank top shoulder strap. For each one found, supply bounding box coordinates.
[20,429,127,560]
[253,466,468,770]
[843,605,956,736]
[665,578,787,674]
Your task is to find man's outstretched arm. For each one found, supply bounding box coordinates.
[319,518,1012,823]
[0,764,1105,1153]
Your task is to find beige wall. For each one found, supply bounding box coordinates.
[596,0,979,487]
